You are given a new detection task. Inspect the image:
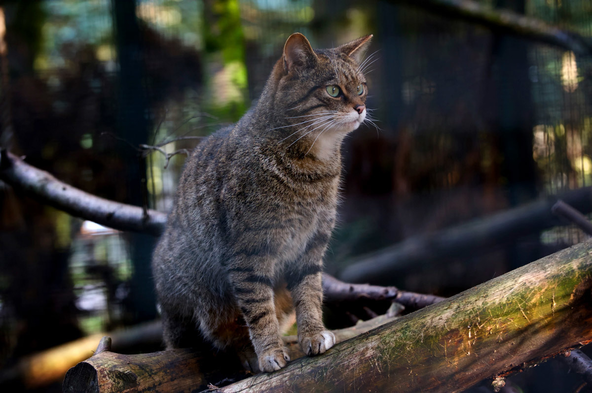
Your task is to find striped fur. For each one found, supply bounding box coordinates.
[152,33,373,373]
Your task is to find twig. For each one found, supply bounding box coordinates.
[393,0,592,55]
[139,144,190,169]
[322,273,444,310]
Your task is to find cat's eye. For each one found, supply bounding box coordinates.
[356,84,364,96]
[326,85,341,97]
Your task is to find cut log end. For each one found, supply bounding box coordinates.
[63,362,99,393]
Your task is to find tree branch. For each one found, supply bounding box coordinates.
[339,186,592,284]
[0,149,166,236]
[321,273,444,311]
[393,0,592,55]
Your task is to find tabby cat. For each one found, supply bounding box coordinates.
[152,32,373,372]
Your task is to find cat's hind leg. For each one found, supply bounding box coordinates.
[161,308,209,350]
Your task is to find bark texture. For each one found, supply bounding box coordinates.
[218,240,592,392]
[62,315,396,392]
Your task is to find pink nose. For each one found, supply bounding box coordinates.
[354,105,365,115]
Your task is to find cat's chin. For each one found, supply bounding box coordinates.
[341,119,362,133]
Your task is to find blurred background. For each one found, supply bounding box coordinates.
[0,0,591,391]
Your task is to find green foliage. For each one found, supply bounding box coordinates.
[202,0,248,121]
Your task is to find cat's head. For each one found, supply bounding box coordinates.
[270,33,374,158]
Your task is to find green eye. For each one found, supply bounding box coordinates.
[326,85,340,97]
[356,84,364,96]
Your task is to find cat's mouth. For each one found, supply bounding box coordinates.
[341,113,366,132]
[344,119,362,129]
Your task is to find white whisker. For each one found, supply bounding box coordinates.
[270,115,334,131]
[287,118,335,148]
[286,111,335,119]
[357,50,380,74]
[279,117,334,144]
[363,114,381,137]
[305,120,337,156]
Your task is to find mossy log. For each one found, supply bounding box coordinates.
[217,240,592,392]
[64,241,592,392]
[63,315,396,392]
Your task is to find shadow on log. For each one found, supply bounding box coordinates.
[63,240,592,392]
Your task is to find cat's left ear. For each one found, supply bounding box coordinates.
[283,33,318,73]
[339,34,373,64]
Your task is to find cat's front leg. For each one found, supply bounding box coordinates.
[229,267,290,372]
[288,233,335,356]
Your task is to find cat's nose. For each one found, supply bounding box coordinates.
[354,105,365,115]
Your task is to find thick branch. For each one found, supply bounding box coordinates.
[63,315,396,392]
[64,241,592,392]
[216,240,592,392]
[340,186,592,284]
[3,146,589,287]
[393,0,592,55]
[0,150,166,236]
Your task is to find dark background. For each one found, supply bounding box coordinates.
[0,0,591,391]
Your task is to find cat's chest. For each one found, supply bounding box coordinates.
[274,196,336,261]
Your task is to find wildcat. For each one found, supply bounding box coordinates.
[152,32,373,373]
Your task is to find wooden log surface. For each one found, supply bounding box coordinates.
[63,315,397,392]
[216,240,592,392]
[0,274,434,389]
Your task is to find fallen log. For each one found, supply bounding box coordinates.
[63,314,397,392]
[63,240,592,392]
[0,274,436,389]
[339,186,592,284]
[216,240,592,392]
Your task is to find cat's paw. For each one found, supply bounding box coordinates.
[238,350,261,373]
[300,330,335,356]
[258,346,290,373]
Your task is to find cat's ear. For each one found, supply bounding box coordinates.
[283,33,318,73]
[339,34,373,64]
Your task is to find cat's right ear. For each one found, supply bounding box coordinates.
[283,33,317,73]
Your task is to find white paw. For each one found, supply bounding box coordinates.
[300,330,335,356]
[258,347,290,373]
